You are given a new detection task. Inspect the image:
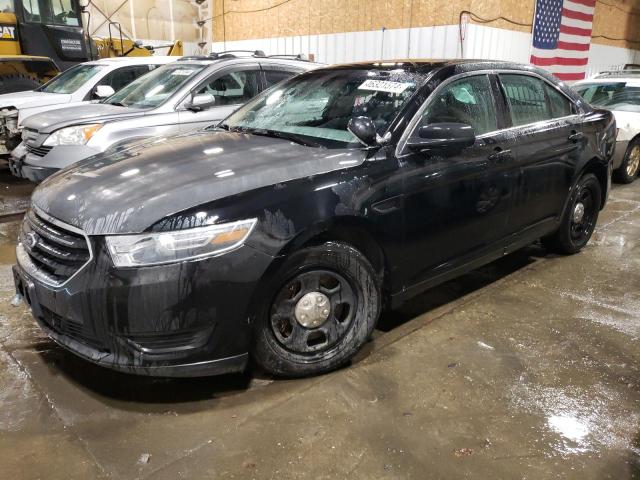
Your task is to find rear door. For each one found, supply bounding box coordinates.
[177,65,263,132]
[497,73,584,236]
[262,65,303,89]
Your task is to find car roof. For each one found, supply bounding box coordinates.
[575,76,640,87]
[321,59,543,74]
[170,56,320,69]
[85,56,178,66]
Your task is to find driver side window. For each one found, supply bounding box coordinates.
[196,70,261,106]
[420,75,498,136]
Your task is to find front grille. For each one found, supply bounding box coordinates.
[19,209,91,286]
[26,144,53,157]
[41,306,106,351]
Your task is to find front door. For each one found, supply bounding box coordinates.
[398,74,518,289]
[178,67,264,132]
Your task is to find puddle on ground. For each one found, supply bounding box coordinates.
[560,290,640,339]
[0,348,47,432]
[511,382,640,457]
[0,173,34,216]
[0,221,20,266]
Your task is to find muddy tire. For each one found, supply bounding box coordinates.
[0,74,41,94]
[613,137,640,184]
[252,241,381,377]
[542,173,601,255]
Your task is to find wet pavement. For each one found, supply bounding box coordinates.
[0,179,639,479]
[0,171,33,217]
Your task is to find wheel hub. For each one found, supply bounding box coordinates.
[294,291,330,328]
[573,202,585,223]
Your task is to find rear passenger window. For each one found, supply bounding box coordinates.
[101,66,154,93]
[500,74,549,126]
[265,70,295,88]
[197,70,262,106]
[544,84,574,118]
[421,75,497,135]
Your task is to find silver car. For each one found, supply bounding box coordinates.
[10,53,319,182]
[0,56,178,161]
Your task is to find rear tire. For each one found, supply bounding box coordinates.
[613,138,640,184]
[542,173,601,255]
[252,241,381,377]
[0,74,41,94]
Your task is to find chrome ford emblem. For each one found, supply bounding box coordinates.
[26,231,38,249]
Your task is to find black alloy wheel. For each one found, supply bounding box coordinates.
[543,173,601,254]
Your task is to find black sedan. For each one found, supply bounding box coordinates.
[13,60,616,378]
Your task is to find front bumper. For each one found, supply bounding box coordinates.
[8,143,57,182]
[9,154,59,182]
[13,239,275,377]
[11,143,101,182]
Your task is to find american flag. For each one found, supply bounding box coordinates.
[530,0,596,81]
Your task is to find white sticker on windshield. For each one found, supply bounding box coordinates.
[358,79,412,94]
[171,69,193,76]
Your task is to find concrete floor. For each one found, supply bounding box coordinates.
[0,175,639,479]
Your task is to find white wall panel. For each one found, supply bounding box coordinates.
[211,24,640,77]
[587,43,640,76]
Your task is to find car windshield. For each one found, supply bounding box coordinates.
[38,64,105,94]
[104,63,206,109]
[575,82,640,113]
[222,67,422,148]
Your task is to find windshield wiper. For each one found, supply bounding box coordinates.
[241,127,321,148]
[109,101,129,107]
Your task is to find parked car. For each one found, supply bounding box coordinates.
[13,60,615,378]
[8,52,319,182]
[0,56,177,160]
[573,71,640,183]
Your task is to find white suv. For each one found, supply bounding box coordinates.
[574,71,640,183]
[0,56,177,159]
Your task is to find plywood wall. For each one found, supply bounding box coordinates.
[212,0,532,42]
[593,0,640,48]
[88,0,199,42]
[213,0,639,50]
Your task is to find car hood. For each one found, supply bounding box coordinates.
[18,100,93,125]
[31,131,366,235]
[0,91,71,109]
[610,109,640,128]
[20,103,144,133]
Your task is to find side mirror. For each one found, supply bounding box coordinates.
[187,93,216,111]
[407,122,475,152]
[94,85,115,99]
[347,116,378,146]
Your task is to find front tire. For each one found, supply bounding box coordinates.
[613,138,640,184]
[252,242,381,377]
[543,173,601,254]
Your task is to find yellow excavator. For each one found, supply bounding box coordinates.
[0,0,182,94]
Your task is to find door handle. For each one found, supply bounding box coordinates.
[372,195,403,214]
[488,147,512,164]
[568,130,584,142]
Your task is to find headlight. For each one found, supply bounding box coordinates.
[43,124,102,146]
[105,219,257,267]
